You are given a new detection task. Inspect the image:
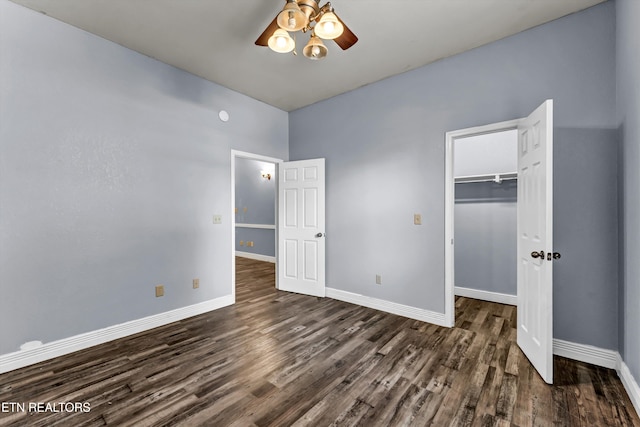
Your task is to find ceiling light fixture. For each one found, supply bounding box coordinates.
[255,0,358,60]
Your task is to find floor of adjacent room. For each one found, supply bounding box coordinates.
[0,257,637,426]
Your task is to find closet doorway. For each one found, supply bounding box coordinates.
[444,99,556,384]
[453,129,518,306]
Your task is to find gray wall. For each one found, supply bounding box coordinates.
[455,181,517,296]
[553,128,618,349]
[235,228,276,257]
[235,158,276,225]
[289,2,618,349]
[454,130,517,176]
[616,0,640,383]
[0,1,288,355]
[235,158,276,257]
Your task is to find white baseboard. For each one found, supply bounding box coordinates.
[552,338,619,369]
[618,359,640,418]
[326,288,447,327]
[455,286,517,306]
[0,295,234,374]
[235,251,276,263]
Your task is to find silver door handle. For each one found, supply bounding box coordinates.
[315,232,325,238]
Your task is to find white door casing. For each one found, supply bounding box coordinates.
[278,159,326,297]
[516,99,554,384]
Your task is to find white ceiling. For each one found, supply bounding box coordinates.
[11,0,606,111]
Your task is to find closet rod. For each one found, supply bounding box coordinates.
[455,172,518,184]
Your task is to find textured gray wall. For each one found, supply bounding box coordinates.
[289,3,617,349]
[616,0,640,383]
[234,158,276,256]
[0,1,288,354]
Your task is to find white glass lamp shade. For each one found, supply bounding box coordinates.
[277,1,307,32]
[314,11,344,39]
[302,35,328,60]
[268,29,295,53]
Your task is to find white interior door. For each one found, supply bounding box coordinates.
[278,158,326,297]
[517,99,554,384]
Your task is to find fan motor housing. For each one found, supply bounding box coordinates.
[297,0,321,20]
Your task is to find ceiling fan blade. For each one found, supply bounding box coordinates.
[333,13,358,50]
[255,15,279,46]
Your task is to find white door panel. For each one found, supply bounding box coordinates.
[517,99,553,384]
[278,159,326,297]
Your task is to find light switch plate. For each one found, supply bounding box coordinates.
[414,214,422,225]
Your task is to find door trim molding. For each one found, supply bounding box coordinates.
[231,150,283,297]
[444,119,520,327]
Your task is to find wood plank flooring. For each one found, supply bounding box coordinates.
[1,257,638,426]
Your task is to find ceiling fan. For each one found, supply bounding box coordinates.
[255,0,358,60]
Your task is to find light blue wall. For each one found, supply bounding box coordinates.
[0,1,288,355]
[616,0,640,384]
[235,158,276,256]
[290,3,618,349]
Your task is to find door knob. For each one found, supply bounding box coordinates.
[553,252,561,260]
[531,250,545,259]
[315,232,325,238]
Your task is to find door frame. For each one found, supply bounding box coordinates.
[231,150,283,301]
[444,119,520,327]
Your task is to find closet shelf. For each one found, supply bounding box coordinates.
[455,172,518,184]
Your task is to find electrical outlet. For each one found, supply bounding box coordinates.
[193,278,199,289]
[376,275,382,285]
[239,240,244,246]
[155,285,164,297]
[414,214,422,225]
[213,215,222,224]
[248,241,254,247]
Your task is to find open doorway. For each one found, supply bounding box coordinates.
[231,150,282,301]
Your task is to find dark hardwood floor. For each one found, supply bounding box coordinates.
[1,257,638,426]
